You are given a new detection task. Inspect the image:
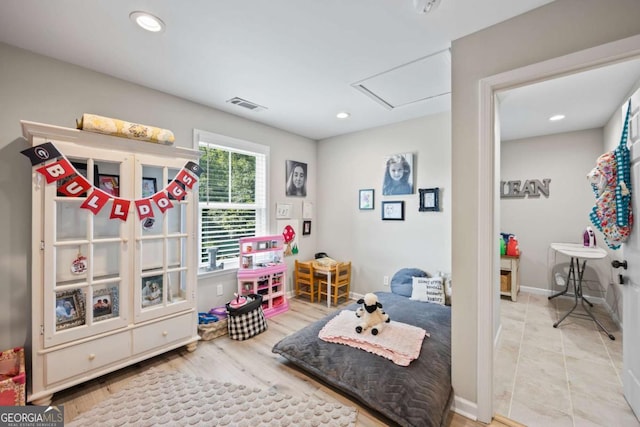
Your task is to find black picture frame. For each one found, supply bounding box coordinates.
[419,188,440,212]
[142,177,157,198]
[57,161,99,197]
[98,174,120,197]
[302,220,312,235]
[382,201,405,221]
[359,189,374,210]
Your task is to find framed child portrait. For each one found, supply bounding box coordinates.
[285,160,307,197]
[382,153,414,196]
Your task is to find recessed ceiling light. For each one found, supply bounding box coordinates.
[130,11,165,33]
[549,114,565,121]
[336,112,350,119]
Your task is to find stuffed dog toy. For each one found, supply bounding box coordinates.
[355,293,390,335]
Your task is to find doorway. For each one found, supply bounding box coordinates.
[476,34,640,423]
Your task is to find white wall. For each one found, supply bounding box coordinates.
[451,0,640,417]
[316,113,452,295]
[0,42,316,350]
[0,41,453,353]
[501,129,607,295]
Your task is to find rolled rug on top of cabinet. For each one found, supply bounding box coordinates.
[76,113,175,144]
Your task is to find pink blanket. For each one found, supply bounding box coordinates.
[318,310,428,366]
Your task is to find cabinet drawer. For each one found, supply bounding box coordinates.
[500,258,512,270]
[133,313,194,355]
[46,332,131,385]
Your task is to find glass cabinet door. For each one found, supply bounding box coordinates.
[44,154,131,348]
[134,158,194,323]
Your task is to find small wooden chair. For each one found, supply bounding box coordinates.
[318,261,351,305]
[294,260,317,302]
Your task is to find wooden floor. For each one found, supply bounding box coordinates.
[51,297,495,426]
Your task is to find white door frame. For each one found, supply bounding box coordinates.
[476,34,640,422]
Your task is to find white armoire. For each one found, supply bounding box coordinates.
[22,121,200,405]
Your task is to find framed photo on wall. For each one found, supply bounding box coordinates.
[359,189,374,210]
[382,201,405,221]
[382,153,414,195]
[302,220,312,235]
[285,160,308,197]
[276,203,292,219]
[419,188,440,212]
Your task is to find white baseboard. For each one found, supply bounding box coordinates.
[520,284,605,302]
[452,395,478,421]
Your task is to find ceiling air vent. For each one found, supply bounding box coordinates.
[226,97,267,112]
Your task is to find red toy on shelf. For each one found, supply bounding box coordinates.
[506,235,520,257]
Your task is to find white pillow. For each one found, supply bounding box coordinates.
[411,276,446,305]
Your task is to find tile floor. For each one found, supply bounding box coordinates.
[494,291,640,427]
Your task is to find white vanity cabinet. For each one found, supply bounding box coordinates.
[23,121,200,405]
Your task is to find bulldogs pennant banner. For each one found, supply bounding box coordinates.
[22,142,200,222]
[21,142,62,165]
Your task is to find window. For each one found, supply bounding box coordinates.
[194,129,269,273]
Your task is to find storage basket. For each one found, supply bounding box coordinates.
[0,347,26,406]
[226,294,267,341]
[500,270,511,293]
[198,318,228,341]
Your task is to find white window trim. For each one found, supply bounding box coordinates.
[193,129,270,277]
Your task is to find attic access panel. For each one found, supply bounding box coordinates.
[352,48,451,109]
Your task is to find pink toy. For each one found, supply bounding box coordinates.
[228,293,247,309]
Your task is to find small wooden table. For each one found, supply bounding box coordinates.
[500,255,520,302]
[312,261,337,308]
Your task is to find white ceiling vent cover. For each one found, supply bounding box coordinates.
[352,48,451,110]
[226,97,267,112]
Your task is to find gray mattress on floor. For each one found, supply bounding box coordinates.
[272,291,452,427]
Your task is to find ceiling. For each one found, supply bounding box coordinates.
[499,58,640,141]
[3,1,636,142]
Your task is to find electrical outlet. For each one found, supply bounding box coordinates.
[216,284,223,296]
[383,276,389,286]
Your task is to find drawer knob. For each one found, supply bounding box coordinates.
[162,331,168,336]
[88,353,96,361]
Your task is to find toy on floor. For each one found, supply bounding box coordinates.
[355,293,390,335]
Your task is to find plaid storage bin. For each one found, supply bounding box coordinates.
[226,294,268,341]
[0,347,26,406]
